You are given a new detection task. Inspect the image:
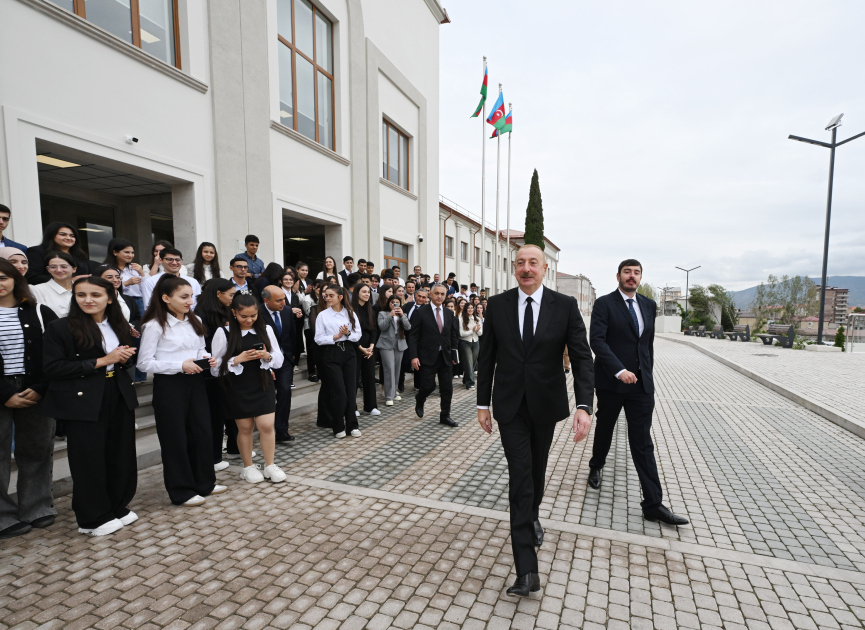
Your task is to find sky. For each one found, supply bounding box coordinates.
[438,0,865,293]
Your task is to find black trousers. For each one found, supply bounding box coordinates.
[319,344,358,435]
[273,365,292,435]
[65,376,137,529]
[498,396,556,576]
[416,354,453,419]
[305,330,317,377]
[204,377,230,463]
[589,385,663,512]
[356,347,378,412]
[152,374,216,504]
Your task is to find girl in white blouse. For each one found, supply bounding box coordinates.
[314,285,362,438]
[187,242,222,287]
[138,275,227,507]
[210,292,285,484]
[315,256,343,286]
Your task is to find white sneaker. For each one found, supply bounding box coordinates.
[335,431,346,439]
[355,410,360,417]
[366,408,381,416]
[385,400,394,406]
[183,495,206,506]
[210,485,228,494]
[79,518,124,536]
[350,429,362,437]
[119,511,138,526]
[240,465,264,483]
[214,461,229,472]
[395,395,402,401]
[263,464,286,483]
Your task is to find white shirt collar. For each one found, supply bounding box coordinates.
[518,284,544,305]
[618,289,638,303]
[47,279,72,295]
[167,313,187,327]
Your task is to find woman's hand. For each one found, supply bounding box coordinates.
[293,307,303,318]
[99,345,136,367]
[124,276,142,286]
[233,349,260,364]
[182,359,203,374]
[130,263,143,275]
[130,325,141,338]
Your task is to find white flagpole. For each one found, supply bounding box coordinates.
[494,83,502,295]
[506,102,512,290]
[480,57,487,297]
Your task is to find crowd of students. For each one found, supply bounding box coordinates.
[0,204,488,540]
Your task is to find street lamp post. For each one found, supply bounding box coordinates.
[676,266,700,319]
[789,113,865,344]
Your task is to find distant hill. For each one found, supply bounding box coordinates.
[732,276,865,310]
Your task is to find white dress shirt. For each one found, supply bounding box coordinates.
[137,314,208,375]
[315,271,343,286]
[614,289,644,380]
[210,326,283,376]
[185,263,220,282]
[141,272,202,312]
[518,284,544,338]
[143,262,188,276]
[119,265,143,298]
[97,318,121,371]
[31,280,73,318]
[313,308,362,345]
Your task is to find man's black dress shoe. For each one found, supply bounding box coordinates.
[308,375,319,383]
[533,520,544,547]
[588,467,602,489]
[275,433,295,443]
[644,505,689,526]
[29,515,56,529]
[0,522,32,539]
[440,417,458,427]
[415,404,424,418]
[506,572,540,597]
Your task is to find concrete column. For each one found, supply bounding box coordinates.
[171,183,197,259]
[324,224,343,268]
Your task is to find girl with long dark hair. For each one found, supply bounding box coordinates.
[138,275,226,506]
[351,284,379,415]
[0,260,58,540]
[458,302,482,390]
[25,222,91,285]
[187,242,222,286]
[303,281,322,383]
[314,285,361,438]
[254,262,285,296]
[42,277,139,536]
[211,292,285,483]
[315,256,342,286]
[377,293,411,406]
[93,265,142,334]
[103,238,144,314]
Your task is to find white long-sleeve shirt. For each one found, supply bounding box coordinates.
[141,272,201,312]
[459,317,483,343]
[137,314,208,375]
[313,307,362,345]
[119,265,144,298]
[209,326,283,376]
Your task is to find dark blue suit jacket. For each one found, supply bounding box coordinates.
[258,304,294,367]
[1,237,26,252]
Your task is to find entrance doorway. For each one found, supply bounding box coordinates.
[283,215,326,277]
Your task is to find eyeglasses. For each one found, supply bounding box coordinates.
[47,265,72,271]
[162,257,182,263]
[234,265,249,270]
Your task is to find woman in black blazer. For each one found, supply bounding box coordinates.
[25,222,91,285]
[42,277,139,537]
[351,284,379,415]
[93,266,142,332]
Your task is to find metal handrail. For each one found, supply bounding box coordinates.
[846,313,865,353]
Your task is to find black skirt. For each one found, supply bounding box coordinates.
[221,330,276,419]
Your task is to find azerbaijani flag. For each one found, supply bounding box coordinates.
[486,92,506,129]
[490,110,513,137]
[470,67,488,117]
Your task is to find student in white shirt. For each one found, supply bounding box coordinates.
[138,275,226,507]
[103,238,145,314]
[314,285,362,438]
[141,247,201,313]
[315,256,343,286]
[458,302,483,390]
[211,292,285,484]
[29,252,76,318]
[187,242,222,287]
[142,240,189,277]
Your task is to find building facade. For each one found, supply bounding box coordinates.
[1,0,446,276]
[815,286,849,325]
[556,272,595,316]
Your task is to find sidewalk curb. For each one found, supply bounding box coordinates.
[660,335,865,440]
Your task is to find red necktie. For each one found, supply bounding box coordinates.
[436,307,443,332]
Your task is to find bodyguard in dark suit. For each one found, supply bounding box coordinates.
[259,286,295,441]
[589,259,688,526]
[409,284,460,426]
[477,244,594,597]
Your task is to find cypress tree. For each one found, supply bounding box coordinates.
[524,169,545,251]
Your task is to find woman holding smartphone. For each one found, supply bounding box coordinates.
[351,284,379,416]
[376,294,411,406]
[42,277,139,536]
[138,275,226,506]
[211,292,285,483]
[458,302,482,390]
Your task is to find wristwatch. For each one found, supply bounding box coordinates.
[577,406,594,416]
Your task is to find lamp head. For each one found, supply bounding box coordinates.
[826,113,844,131]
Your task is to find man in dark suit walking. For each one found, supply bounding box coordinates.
[589,259,688,526]
[260,286,295,442]
[399,288,427,392]
[409,284,460,427]
[477,244,595,597]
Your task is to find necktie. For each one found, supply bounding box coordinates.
[627,299,639,335]
[273,310,282,336]
[523,297,534,354]
[436,307,443,333]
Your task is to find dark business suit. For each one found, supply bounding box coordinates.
[408,303,459,419]
[259,304,295,436]
[589,290,662,512]
[399,300,419,390]
[477,287,593,576]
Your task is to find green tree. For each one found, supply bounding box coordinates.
[835,325,846,350]
[854,306,864,314]
[523,169,545,251]
[707,284,738,330]
[685,285,716,329]
[637,282,657,302]
[750,274,817,330]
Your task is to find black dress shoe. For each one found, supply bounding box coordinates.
[506,572,540,597]
[588,467,602,489]
[0,521,32,539]
[308,375,319,383]
[439,417,458,427]
[644,505,689,526]
[415,404,424,418]
[29,515,56,529]
[275,433,296,443]
[533,520,544,547]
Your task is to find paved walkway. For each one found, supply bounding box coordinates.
[2,338,865,629]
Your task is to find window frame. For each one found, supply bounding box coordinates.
[460,241,468,262]
[382,119,410,190]
[444,236,454,258]
[485,251,491,268]
[277,0,335,149]
[383,238,409,278]
[474,246,481,266]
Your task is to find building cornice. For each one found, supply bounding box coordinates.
[423,0,447,23]
[270,121,351,166]
[380,177,418,200]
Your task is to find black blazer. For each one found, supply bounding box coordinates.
[258,304,294,364]
[590,290,656,394]
[339,269,350,286]
[0,304,57,404]
[25,245,91,285]
[476,287,594,425]
[120,293,142,331]
[408,303,459,366]
[354,304,379,348]
[41,318,138,421]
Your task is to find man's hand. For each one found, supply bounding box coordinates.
[411,358,420,371]
[572,408,591,442]
[618,370,638,384]
[477,408,493,434]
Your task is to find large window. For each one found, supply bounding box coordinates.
[382,120,409,190]
[277,0,334,149]
[383,239,408,278]
[48,0,180,67]
[444,236,454,258]
[474,246,481,265]
[485,251,491,268]
[461,241,468,262]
